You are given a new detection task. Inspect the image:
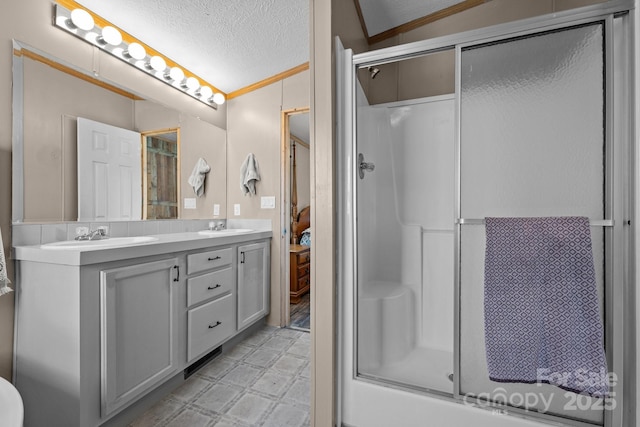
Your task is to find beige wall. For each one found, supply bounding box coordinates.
[0,0,229,380]
[364,0,608,104]
[226,70,310,327]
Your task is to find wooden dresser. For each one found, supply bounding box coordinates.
[290,244,310,303]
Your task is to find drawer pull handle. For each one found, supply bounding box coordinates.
[208,321,222,329]
[208,284,221,290]
[208,256,222,261]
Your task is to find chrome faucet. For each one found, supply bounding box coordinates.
[75,227,108,241]
[208,221,226,231]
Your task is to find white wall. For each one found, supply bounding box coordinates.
[386,97,455,351]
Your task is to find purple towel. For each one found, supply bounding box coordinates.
[484,217,608,397]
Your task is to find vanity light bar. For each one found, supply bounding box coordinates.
[53,4,226,108]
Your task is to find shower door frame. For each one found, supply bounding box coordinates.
[341,2,636,427]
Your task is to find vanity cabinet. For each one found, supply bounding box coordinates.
[100,258,180,417]
[186,247,236,363]
[13,233,271,427]
[237,241,271,331]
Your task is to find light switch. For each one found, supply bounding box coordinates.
[184,198,196,209]
[213,204,220,216]
[234,204,241,216]
[261,196,276,209]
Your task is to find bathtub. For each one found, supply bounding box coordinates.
[0,377,23,427]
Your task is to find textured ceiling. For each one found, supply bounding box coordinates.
[74,0,469,95]
[76,0,309,94]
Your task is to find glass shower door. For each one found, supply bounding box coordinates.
[459,22,608,425]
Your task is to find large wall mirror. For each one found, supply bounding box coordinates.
[12,40,226,223]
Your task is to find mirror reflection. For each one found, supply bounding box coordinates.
[142,129,180,220]
[13,41,226,223]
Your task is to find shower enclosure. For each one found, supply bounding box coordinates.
[338,3,636,427]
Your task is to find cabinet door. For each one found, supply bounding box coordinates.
[100,258,179,417]
[237,241,270,331]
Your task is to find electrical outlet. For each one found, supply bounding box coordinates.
[213,204,220,216]
[234,204,241,216]
[260,196,276,209]
[184,198,196,209]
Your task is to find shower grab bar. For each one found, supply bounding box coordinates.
[456,218,614,227]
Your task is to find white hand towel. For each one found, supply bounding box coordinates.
[0,227,12,296]
[188,158,211,197]
[240,153,261,196]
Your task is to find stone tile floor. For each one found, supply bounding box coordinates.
[130,325,310,427]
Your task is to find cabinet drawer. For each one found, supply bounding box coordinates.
[187,267,233,307]
[188,294,235,362]
[296,251,310,265]
[188,248,232,275]
[297,263,310,278]
[297,275,310,290]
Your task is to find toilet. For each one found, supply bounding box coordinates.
[0,377,24,427]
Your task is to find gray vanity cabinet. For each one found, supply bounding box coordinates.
[237,241,270,331]
[100,258,180,417]
[186,247,236,363]
[13,253,186,427]
[13,234,271,427]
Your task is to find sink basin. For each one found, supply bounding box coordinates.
[198,228,254,236]
[41,236,159,250]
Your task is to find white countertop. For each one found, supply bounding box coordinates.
[13,230,272,266]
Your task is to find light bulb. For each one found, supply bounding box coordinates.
[99,26,122,46]
[70,9,94,31]
[185,77,200,91]
[166,67,184,81]
[148,56,166,72]
[198,86,213,99]
[125,42,146,60]
[212,93,226,105]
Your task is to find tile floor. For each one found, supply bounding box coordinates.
[130,325,310,427]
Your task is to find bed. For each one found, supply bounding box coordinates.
[289,136,311,303]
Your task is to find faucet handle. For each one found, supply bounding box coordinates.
[97,226,109,237]
[75,226,89,237]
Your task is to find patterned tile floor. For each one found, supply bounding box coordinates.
[130,325,310,427]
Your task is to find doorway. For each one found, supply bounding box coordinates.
[282,108,311,331]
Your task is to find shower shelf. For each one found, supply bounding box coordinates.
[456,218,614,227]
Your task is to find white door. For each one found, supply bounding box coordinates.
[77,117,141,221]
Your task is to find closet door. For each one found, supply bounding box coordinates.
[458,23,606,425]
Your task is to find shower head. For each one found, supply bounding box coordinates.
[368,66,380,79]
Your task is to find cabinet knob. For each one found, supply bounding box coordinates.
[207,284,221,290]
[208,321,222,329]
[207,256,222,261]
